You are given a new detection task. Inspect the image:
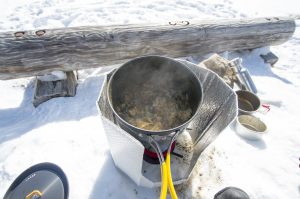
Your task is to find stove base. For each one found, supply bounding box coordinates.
[97,59,237,187]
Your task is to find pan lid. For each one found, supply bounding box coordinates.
[4,162,69,199]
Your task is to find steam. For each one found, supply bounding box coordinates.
[110,56,201,131]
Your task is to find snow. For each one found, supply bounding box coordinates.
[37,71,67,81]
[0,0,300,198]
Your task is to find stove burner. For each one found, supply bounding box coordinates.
[143,142,176,164]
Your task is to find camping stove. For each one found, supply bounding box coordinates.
[97,60,237,188]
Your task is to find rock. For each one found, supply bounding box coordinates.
[198,54,234,88]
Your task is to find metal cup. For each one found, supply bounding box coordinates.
[236,90,265,115]
[235,115,267,140]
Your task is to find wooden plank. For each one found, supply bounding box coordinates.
[260,52,279,66]
[33,71,77,107]
[0,17,295,80]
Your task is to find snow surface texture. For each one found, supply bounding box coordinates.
[0,0,300,198]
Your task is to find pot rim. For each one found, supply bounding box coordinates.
[107,55,203,136]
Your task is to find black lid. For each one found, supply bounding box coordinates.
[4,162,69,199]
[214,187,250,199]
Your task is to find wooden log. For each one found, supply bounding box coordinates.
[0,17,295,80]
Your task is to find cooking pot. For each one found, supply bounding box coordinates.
[107,55,202,139]
[236,90,270,115]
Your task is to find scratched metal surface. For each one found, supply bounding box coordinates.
[97,59,237,186]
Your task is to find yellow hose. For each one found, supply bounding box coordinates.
[26,190,42,199]
[166,152,178,199]
[160,162,168,199]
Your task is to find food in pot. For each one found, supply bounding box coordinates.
[115,79,193,131]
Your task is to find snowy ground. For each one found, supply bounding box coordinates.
[0,0,300,198]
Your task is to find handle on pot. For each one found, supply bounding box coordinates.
[258,104,271,114]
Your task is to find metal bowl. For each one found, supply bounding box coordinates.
[236,90,261,115]
[235,114,267,140]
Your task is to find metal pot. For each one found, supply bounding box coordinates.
[236,90,270,115]
[236,90,261,115]
[107,55,202,141]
